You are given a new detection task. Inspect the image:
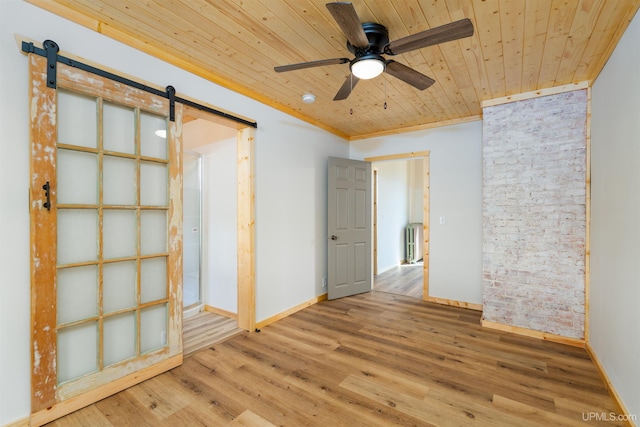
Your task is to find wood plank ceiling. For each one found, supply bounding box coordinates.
[28,0,640,140]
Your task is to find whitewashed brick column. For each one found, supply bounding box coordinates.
[482,89,588,339]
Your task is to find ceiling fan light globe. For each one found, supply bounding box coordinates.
[351,57,385,80]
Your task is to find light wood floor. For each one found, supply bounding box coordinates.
[46,291,623,426]
[183,310,243,357]
[374,262,423,299]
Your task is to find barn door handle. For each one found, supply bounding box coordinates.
[330,235,338,241]
[42,181,51,211]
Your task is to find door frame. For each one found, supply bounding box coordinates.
[365,152,430,301]
[182,105,255,331]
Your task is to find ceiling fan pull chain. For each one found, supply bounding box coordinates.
[384,77,388,110]
[350,73,354,115]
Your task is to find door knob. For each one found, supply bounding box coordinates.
[330,235,338,241]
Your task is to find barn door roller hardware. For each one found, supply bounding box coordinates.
[43,40,59,89]
[21,39,257,128]
[166,86,176,122]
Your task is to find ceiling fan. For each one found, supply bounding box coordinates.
[274,2,474,101]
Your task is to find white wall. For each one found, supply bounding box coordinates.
[200,138,238,313]
[590,10,640,419]
[350,121,483,305]
[255,134,348,321]
[0,1,348,424]
[375,160,410,272]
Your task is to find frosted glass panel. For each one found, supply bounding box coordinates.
[103,261,136,313]
[103,156,136,205]
[57,265,98,324]
[140,304,167,353]
[140,112,167,160]
[103,102,135,155]
[57,322,97,383]
[57,209,98,264]
[141,210,167,255]
[141,257,167,303]
[140,162,167,206]
[183,152,201,308]
[57,149,98,205]
[57,90,97,149]
[104,312,136,366]
[103,210,136,259]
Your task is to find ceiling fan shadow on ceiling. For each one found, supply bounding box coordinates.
[274,2,474,101]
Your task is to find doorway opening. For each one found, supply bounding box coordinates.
[181,105,255,343]
[366,152,430,301]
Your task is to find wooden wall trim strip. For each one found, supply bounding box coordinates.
[481,81,589,108]
[481,319,585,348]
[422,156,430,303]
[29,355,182,427]
[255,294,328,330]
[364,151,430,162]
[351,115,482,141]
[237,127,256,332]
[584,87,592,343]
[204,305,238,320]
[425,297,482,311]
[585,344,636,427]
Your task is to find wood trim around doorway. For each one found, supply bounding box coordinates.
[365,152,430,302]
[183,106,256,332]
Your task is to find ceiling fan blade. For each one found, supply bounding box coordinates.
[385,61,435,90]
[333,74,360,100]
[385,18,474,55]
[326,2,369,48]
[274,57,350,72]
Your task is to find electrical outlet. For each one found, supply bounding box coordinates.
[322,277,327,289]
[160,330,167,345]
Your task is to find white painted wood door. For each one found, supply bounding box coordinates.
[327,157,372,299]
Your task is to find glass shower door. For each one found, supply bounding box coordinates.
[183,151,202,311]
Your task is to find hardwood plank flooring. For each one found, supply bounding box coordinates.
[46,292,624,426]
[183,310,243,356]
[374,262,423,299]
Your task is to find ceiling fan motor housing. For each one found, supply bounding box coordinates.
[347,22,389,57]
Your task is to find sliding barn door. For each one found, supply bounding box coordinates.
[29,54,183,424]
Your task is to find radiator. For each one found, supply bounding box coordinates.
[405,223,423,264]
